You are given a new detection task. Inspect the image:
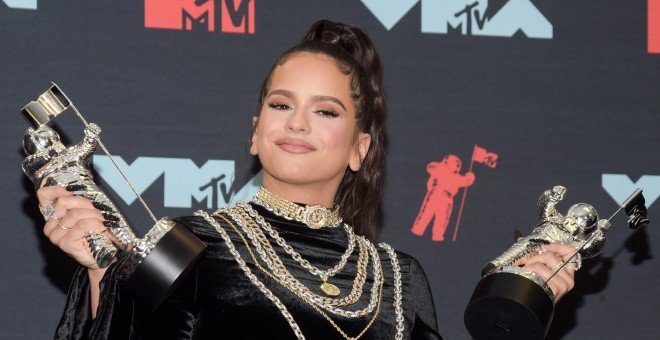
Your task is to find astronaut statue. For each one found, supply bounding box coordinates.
[20,83,206,311]
[464,185,642,340]
[482,186,611,280]
[22,123,135,268]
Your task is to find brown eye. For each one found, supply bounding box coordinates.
[315,110,340,118]
[269,103,291,110]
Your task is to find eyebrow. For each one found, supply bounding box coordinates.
[268,89,348,112]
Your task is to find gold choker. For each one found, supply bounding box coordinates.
[252,187,342,229]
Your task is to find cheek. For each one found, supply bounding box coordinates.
[320,123,357,155]
[255,113,281,139]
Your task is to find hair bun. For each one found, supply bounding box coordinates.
[302,20,382,90]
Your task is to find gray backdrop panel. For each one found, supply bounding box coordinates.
[1,1,658,339]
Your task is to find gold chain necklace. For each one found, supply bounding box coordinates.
[238,201,355,297]
[197,207,406,339]
[228,207,381,316]
[213,211,383,340]
[195,210,306,339]
[253,187,342,229]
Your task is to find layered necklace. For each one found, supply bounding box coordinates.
[232,202,381,317]
[252,186,343,229]
[194,187,404,339]
[236,201,358,298]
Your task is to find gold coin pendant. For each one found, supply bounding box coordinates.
[320,282,341,296]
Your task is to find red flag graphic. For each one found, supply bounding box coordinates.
[472,145,498,168]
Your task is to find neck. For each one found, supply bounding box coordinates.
[262,175,338,208]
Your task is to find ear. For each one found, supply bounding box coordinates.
[249,116,259,156]
[348,132,371,172]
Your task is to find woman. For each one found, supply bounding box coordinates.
[36,20,576,339]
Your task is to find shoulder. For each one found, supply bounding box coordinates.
[373,240,424,268]
[171,211,242,250]
[172,210,236,230]
[365,240,431,286]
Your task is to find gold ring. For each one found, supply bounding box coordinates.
[550,262,564,271]
[58,221,72,231]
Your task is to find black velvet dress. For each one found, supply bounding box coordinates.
[55,203,442,339]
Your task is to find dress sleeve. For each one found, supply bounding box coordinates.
[54,265,93,340]
[54,216,205,339]
[54,263,140,340]
[408,257,443,340]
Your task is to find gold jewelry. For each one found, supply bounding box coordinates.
[380,242,405,339]
[199,207,405,340]
[550,261,564,271]
[228,207,379,315]
[253,187,342,229]
[196,210,305,339]
[238,202,355,297]
[57,221,72,231]
[214,210,385,340]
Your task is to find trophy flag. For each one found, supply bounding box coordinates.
[472,145,498,168]
[452,145,499,241]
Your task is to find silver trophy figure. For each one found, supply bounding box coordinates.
[20,83,206,311]
[481,186,611,288]
[464,186,649,340]
[23,123,133,268]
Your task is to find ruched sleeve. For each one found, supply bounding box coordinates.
[407,257,443,339]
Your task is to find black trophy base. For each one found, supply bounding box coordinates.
[123,223,206,312]
[464,272,554,340]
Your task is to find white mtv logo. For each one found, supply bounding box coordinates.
[3,0,36,9]
[602,174,660,208]
[93,156,262,209]
[362,0,552,39]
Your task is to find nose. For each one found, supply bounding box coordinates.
[285,108,310,133]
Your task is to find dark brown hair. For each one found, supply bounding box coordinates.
[255,20,387,241]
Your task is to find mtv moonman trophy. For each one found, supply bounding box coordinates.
[20,83,206,312]
[464,185,649,340]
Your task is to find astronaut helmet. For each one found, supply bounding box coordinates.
[23,125,62,155]
[442,155,462,172]
[563,203,599,236]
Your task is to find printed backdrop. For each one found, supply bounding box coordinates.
[2,1,659,339]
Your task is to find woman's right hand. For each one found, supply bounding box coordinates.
[37,186,108,272]
[38,185,110,316]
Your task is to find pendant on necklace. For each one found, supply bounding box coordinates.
[320,281,341,296]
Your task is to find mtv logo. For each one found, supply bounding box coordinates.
[93,156,262,209]
[145,0,215,31]
[2,0,36,9]
[651,0,660,53]
[221,0,255,34]
[422,0,552,39]
[144,0,255,34]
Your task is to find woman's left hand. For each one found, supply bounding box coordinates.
[518,243,578,302]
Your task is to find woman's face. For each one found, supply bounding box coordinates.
[251,52,370,197]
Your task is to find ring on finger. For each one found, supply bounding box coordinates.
[40,204,59,222]
[569,260,581,271]
[58,221,72,231]
[573,253,582,270]
[550,261,564,271]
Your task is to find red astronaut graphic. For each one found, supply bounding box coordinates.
[411,145,497,242]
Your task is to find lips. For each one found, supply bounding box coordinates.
[275,138,316,153]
